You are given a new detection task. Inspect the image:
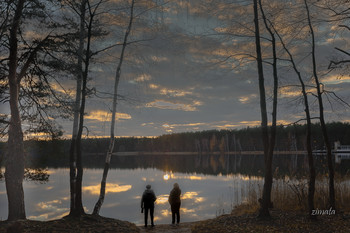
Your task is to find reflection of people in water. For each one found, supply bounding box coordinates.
[141,184,157,227]
[168,183,181,225]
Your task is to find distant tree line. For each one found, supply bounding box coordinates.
[1,122,349,164]
[88,122,350,153]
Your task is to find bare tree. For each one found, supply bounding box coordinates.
[93,0,135,215]
[304,0,335,210]
[68,0,88,217]
[252,0,276,218]
[272,21,317,220]
[63,0,108,217]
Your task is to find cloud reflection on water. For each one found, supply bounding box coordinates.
[83,183,132,195]
[30,200,69,221]
[155,194,169,205]
[0,167,265,224]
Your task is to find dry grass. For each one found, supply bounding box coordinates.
[232,173,350,215]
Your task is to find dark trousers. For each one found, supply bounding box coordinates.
[144,207,154,226]
[171,202,181,224]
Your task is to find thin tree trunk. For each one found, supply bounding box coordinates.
[93,0,135,215]
[69,0,87,217]
[259,0,278,218]
[304,0,335,210]
[274,26,316,219]
[253,0,271,218]
[5,0,26,221]
[73,0,98,216]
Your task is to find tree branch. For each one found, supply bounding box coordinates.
[17,34,51,84]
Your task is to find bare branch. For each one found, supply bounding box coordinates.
[324,90,350,108]
[335,47,350,57]
[339,24,350,31]
[17,34,51,84]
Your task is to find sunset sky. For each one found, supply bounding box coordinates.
[2,0,350,138]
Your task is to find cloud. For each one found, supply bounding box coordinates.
[134,74,152,82]
[24,0,350,138]
[238,94,258,104]
[322,75,350,85]
[151,56,169,62]
[85,110,131,122]
[160,88,193,97]
[146,100,202,112]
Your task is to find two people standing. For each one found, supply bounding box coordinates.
[141,183,182,227]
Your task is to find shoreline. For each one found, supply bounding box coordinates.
[1,209,350,233]
[85,151,307,157]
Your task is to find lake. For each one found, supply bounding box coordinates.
[0,153,348,225]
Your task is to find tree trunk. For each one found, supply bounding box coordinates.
[304,0,335,210]
[69,0,87,217]
[259,0,278,219]
[253,0,271,219]
[273,16,316,219]
[93,0,135,215]
[5,0,26,221]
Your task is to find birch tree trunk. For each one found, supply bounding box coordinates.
[304,0,335,210]
[93,0,135,215]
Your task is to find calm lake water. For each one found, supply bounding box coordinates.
[0,153,348,224]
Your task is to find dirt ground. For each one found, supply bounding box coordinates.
[138,222,195,233]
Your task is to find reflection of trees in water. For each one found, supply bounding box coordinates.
[80,153,339,178]
[0,168,49,183]
[17,153,349,178]
[24,168,49,183]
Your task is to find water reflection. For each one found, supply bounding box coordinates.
[80,153,349,177]
[0,153,349,224]
[24,168,50,183]
[163,174,170,181]
[0,167,264,224]
[83,183,132,195]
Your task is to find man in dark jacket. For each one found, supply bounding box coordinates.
[168,183,181,225]
[141,184,157,227]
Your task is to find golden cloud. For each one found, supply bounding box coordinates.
[149,84,160,89]
[216,124,239,129]
[85,110,131,122]
[238,94,257,104]
[146,100,201,112]
[322,75,350,85]
[50,83,75,98]
[135,74,152,82]
[239,121,261,127]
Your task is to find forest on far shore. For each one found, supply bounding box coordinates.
[1,122,350,161]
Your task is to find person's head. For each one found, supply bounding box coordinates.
[146,184,151,190]
[173,183,179,189]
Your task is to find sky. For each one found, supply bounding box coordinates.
[2,0,350,139]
